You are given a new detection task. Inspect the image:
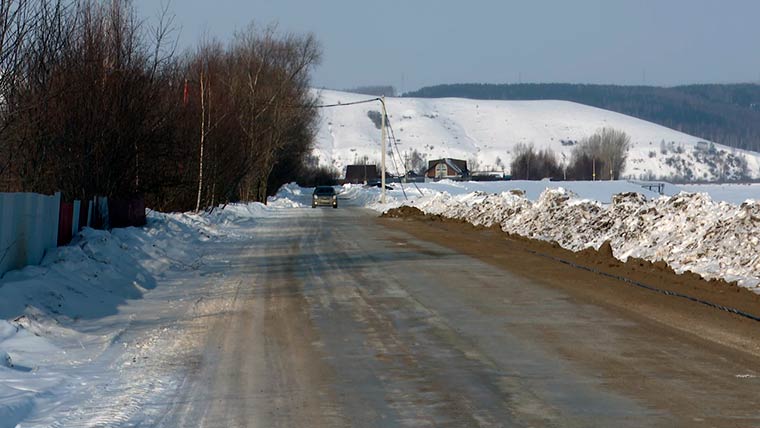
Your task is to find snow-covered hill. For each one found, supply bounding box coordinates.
[313,89,760,180]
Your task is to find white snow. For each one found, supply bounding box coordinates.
[679,183,760,205]
[3,180,760,424]
[371,179,663,204]
[0,200,291,426]
[313,89,760,181]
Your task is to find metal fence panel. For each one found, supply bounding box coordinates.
[0,192,61,277]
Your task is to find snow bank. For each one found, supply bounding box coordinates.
[267,183,311,208]
[203,187,308,228]
[0,212,210,323]
[332,179,664,211]
[0,206,255,425]
[383,187,760,291]
[0,188,333,424]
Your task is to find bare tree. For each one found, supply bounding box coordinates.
[511,143,534,180]
[224,24,321,202]
[570,128,631,180]
[189,39,228,211]
[0,4,323,212]
[510,143,563,180]
[407,149,427,175]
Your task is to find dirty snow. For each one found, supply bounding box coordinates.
[359,180,760,291]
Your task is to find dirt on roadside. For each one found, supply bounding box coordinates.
[378,209,760,359]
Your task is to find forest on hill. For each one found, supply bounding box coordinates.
[405,83,760,153]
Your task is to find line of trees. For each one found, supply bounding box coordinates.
[0,0,322,211]
[510,128,631,181]
[510,144,563,180]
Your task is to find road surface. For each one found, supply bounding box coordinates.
[156,205,760,428]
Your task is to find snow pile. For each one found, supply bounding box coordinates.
[394,188,760,291]
[349,180,666,212]
[267,182,310,208]
[203,187,309,227]
[207,202,273,225]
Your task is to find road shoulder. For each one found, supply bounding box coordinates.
[378,215,760,361]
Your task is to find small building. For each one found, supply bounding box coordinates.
[425,158,469,181]
[470,171,509,181]
[402,170,425,183]
[344,164,378,184]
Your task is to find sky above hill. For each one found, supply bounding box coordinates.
[136,0,760,92]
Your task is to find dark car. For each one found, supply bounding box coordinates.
[312,186,338,208]
[366,181,394,190]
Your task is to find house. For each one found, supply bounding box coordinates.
[425,158,469,181]
[344,164,378,184]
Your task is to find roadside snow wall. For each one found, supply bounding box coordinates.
[405,189,760,291]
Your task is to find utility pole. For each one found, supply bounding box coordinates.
[380,95,387,204]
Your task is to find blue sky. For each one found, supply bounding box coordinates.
[136,0,760,92]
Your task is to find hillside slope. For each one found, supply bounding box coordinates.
[405,83,760,153]
[313,89,760,181]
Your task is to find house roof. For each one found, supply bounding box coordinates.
[426,158,468,176]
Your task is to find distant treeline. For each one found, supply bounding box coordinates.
[342,85,396,97]
[405,83,760,153]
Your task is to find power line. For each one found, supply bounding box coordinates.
[384,118,408,200]
[385,115,423,197]
[283,97,381,109]
[310,97,381,109]
[289,95,422,199]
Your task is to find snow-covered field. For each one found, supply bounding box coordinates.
[679,183,760,205]
[314,89,760,181]
[354,179,664,204]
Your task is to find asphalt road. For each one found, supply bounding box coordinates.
[158,205,760,428]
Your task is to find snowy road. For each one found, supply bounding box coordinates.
[140,204,760,428]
